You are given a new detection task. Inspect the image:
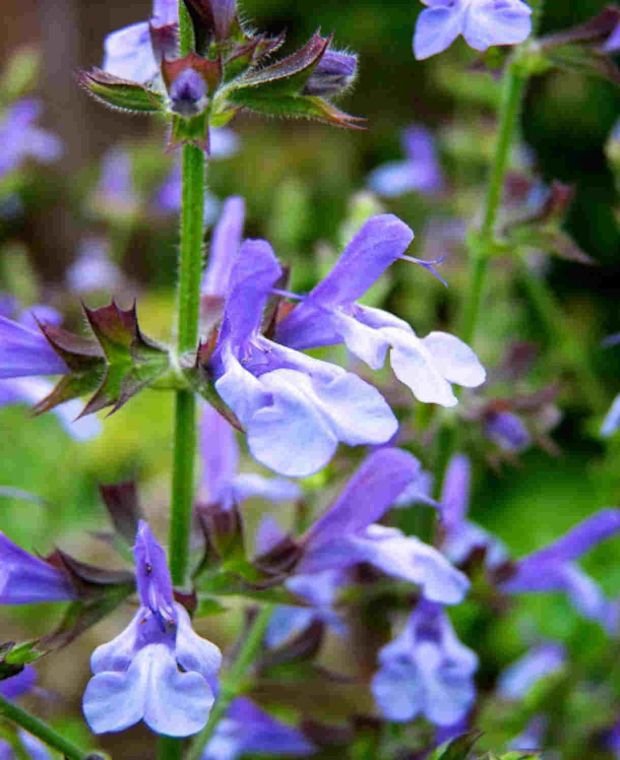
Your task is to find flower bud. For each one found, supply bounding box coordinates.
[304,50,358,97]
[169,68,208,117]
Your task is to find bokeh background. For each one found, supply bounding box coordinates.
[0,0,619,757]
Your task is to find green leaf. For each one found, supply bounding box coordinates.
[428,731,482,760]
[169,112,209,150]
[78,69,166,113]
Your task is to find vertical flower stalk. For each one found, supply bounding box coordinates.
[169,1,206,589]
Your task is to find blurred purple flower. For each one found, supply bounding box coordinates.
[0,100,62,180]
[200,402,301,510]
[0,532,75,604]
[0,316,66,380]
[102,0,178,83]
[0,307,101,440]
[66,238,123,294]
[371,600,478,725]
[0,377,102,441]
[607,719,620,758]
[368,126,444,197]
[484,409,531,452]
[277,215,485,408]
[501,509,620,631]
[202,697,315,759]
[94,147,138,216]
[603,22,620,53]
[209,237,398,477]
[0,668,37,700]
[296,449,469,605]
[440,454,507,567]
[602,394,620,437]
[497,643,566,700]
[83,521,222,736]
[413,0,533,60]
[394,466,438,508]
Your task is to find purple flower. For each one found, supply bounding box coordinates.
[0,100,62,179]
[440,454,508,567]
[0,668,37,701]
[368,126,445,197]
[102,0,178,84]
[603,22,620,53]
[0,532,75,604]
[0,377,102,441]
[66,238,123,294]
[200,403,301,510]
[83,521,221,736]
[94,147,138,216]
[602,394,620,437]
[209,237,398,477]
[413,0,533,60]
[276,215,485,408]
[484,409,531,452]
[607,719,620,758]
[303,49,358,97]
[202,196,245,299]
[371,600,478,726]
[497,643,566,700]
[0,315,67,379]
[296,449,469,605]
[202,697,315,759]
[501,509,620,631]
[394,466,438,508]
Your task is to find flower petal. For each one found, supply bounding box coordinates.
[463,0,532,52]
[524,509,620,564]
[440,454,471,533]
[200,403,239,508]
[202,197,246,297]
[384,327,458,406]
[307,449,420,545]
[498,643,565,701]
[414,5,465,60]
[175,604,222,692]
[102,22,158,84]
[0,316,68,379]
[368,160,417,197]
[421,332,486,388]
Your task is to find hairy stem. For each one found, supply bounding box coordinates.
[186,605,275,760]
[0,694,94,760]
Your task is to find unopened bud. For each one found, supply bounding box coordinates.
[304,50,358,97]
[169,68,208,117]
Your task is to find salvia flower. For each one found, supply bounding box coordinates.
[200,402,302,510]
[83,521,222,736]
[368,126,445,197]
[102,0,178,84]
[508,716,547,753]
[0,315,67,379]
[500,509,620,631]
[277,215,485,408]
[208,236,398,477]
[483,409,531,452]
[413,0,533,61]
[202,697,315,759]
[497,643,566,700]
[440,454,508,567]
[371,600,478,726]
[303,49,358,97]
[0,532,75,604]
[0,100,62,180]
[202,195,245,300]
[295,449,469,605]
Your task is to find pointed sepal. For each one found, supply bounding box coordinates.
[99,480,144,545]
[78,69,166,113]
[80,301,171,416]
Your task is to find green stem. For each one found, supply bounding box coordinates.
[460,60,527,346]
[161,6,206,759]
[186,605,274,760]
[0,694,93,760]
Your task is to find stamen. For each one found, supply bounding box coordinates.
[271,287,305,301]
[400,254,448,288]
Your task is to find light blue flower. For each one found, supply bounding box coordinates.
[371,600,478,725]
[413,0,533,60]
[83,522,221,736]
